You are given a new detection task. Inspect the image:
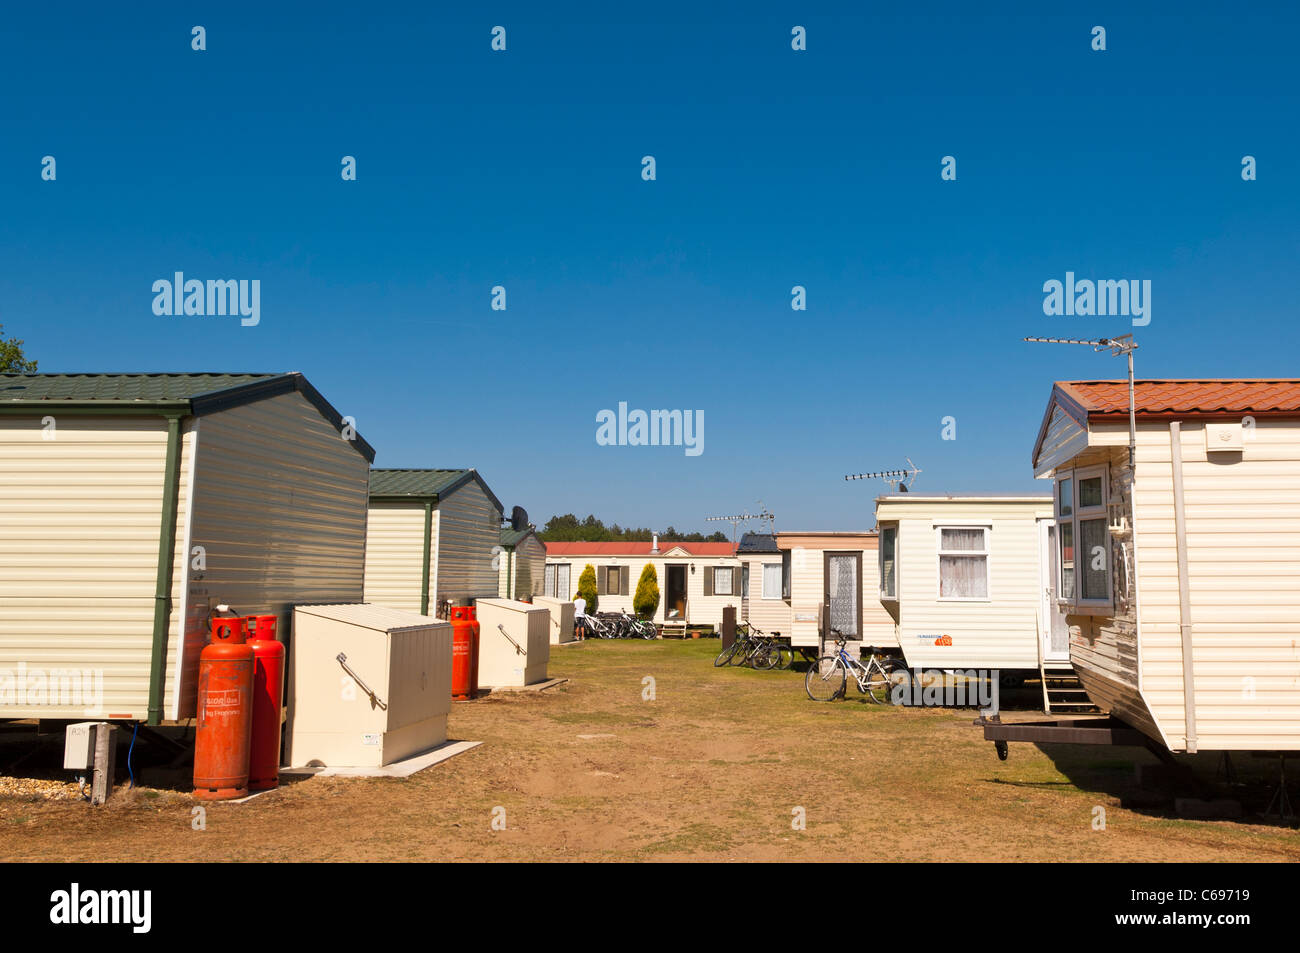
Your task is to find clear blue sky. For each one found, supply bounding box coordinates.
[2,2,1296,532]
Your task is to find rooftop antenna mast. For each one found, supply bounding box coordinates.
[1023,334,1138,471]
[705,503,776,544]
[844,457,922,492]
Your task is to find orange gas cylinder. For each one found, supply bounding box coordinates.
[193,617,255,800]
[449,606,480,700]
[244,615,285,791]
[466,606,482,698]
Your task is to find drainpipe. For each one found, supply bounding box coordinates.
[1168,421,1198,753]
[420,500,433,615]
[147,414,184,725]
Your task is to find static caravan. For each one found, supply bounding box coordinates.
[736,532,791,637]
[0,372,374,724]
[1027,378,1300,753]
[874,495,1070,690]
[776,532,897,653]
[499,525,546,601]
[543,539,741,629]
[363,469,504,617]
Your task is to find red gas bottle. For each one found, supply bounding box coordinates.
[193,617,255,800]
[466,605,482,697]
[244,614,285,791]
[449,606,480,700]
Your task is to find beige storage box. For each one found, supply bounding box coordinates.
[532,596,576,645]
[474,598,550,687]
[286,604,452,768]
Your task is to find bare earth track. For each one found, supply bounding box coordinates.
[2,639,1297,862]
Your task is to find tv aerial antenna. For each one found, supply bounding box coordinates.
[1024,334,1138,470]
[705,502,776,543]
[844,457,922,492]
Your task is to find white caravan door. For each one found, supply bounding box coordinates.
[1038,518,1070,663]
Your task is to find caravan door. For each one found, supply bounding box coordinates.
[1038,518,1070,663]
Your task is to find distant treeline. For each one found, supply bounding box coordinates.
[537,513,727,543]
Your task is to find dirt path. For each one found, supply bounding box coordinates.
[2,639,1297,861]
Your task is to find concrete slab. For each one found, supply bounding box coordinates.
[479,677,568,695]
[280,740,482,778]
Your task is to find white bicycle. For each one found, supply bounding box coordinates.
[805,632,908,704]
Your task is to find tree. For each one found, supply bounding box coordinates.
[0,325,37,373]
[633,563,660,619]
[537,512,727,543]
[575,563,598,612]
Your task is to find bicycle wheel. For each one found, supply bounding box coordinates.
[866,658,910,705]
[714,641,740,666]
[727,640,751,665]
[805,657,846,701]
[777,646,796,670]
[752,643,780,670]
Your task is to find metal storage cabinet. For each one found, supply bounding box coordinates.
[532,597,576,645]
[474,599,550,687]
[286,604,452,768]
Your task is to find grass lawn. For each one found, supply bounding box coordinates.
[2,638,1297,861]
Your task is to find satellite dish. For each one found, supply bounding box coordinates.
[510,505,528,532]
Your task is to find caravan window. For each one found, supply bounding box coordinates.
[545,563,571,599]
[1054,465,1111,609]
[879,526,898,599]
[937,526,989,600]
[762,563,782,599]
[713,567,735,596]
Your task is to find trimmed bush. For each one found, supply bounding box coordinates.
[634,563,660,618]
[576,563,598,612]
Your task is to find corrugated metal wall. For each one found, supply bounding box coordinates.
[177,390,369,718]
[499,535,547,599]
[433,480,501,605]
[363,502,431,613]
[0,416,194,719]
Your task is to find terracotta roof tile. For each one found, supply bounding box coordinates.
[1058,379,1300,417]
[545,541,737,557]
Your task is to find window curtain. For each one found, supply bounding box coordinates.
[762,563,782,598]
[827,555,858,636]
[940,555,988,598]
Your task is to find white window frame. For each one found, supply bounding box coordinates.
[879,525,898,600]
[713,566,735,596]
[935,524,991,602]
[1055,464,1112,610]
[545,563,571,599]
[761,562,783,600]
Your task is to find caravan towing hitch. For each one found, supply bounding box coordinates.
[975,714,1010,760]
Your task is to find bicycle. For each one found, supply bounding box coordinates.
[714,625,755,666]
[805,632,907,704]
[714,623,785,669]
[617,611,657,639]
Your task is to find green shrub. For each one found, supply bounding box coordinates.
[576,563,598,612]
[633,563,660,618]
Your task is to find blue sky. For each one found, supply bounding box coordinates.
[2,2,1296,532]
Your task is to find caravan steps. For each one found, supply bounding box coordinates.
[1040,664,1101,715]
